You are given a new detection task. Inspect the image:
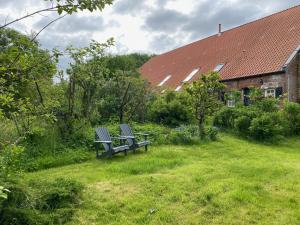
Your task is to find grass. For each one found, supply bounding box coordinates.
[25,134,300,225]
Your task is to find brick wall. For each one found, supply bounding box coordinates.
[223,73,287,93]
[222,52,300,103]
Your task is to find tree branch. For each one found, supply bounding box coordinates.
[0,5,72,29]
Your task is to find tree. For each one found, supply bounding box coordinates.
[186,72,225,139]
[98,71,150,124]
[0,28,58,137]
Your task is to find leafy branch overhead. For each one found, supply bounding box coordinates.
[0,0,114,29]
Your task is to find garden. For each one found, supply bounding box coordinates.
[1,0,300,224]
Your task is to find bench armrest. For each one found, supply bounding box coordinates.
[95,140,112,144]
[134,132,149,136]
[120,135,135,139]
[112,136,127,140]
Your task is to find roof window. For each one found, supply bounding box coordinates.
[175,85,182,92]
[213,64,224,72]
[158,75,172,87]
[183,68,200,83]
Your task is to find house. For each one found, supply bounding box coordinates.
[140,5,300,105]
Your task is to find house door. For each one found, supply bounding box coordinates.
[243,88,250,106]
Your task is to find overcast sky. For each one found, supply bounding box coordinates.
[1,0,299,56]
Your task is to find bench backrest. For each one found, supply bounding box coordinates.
[120,124,134,147]
[95,127,112,151]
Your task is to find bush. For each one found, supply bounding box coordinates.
[253,98,280,112]
[0,145,24,179]
[213,107,240,129]
[169,125,200,145]
[234,116,252,136]
[0,178,84,225]
[149,91,193,127]
[205,127,219,141]
[249,113,283,141]
[0,118,19,149]
[283,102,300,135]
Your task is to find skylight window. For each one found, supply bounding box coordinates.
[175,85,182,92]
[213,64,225,72]
[183,68,199,83]
[158,75,172,87]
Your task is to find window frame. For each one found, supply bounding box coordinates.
[158,75,172,87]
[227,99,236,107]
[213,63,225,72]
[264,88,276,98]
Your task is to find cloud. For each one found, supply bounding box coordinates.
[37,32,91,50]
[34,14,115,34]
[144,8,188,32]
[114,0,148,15]
[1,0,300,57]
[182,0,263,40]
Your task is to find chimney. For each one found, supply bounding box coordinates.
[218,24,222,36]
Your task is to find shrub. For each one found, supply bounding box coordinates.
[249,113,283,141]
[205,127,219,141]
[0,118,19,149]
[149,91,193,127]
[213,107,240,129]
[253,98,280,112]
[0,145,24,179]
[283,102,300,135]
[170,125,200,145]
[234,116,252,136]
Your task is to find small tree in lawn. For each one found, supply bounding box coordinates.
[186,72,225,139]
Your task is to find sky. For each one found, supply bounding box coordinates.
[1,0,300,58]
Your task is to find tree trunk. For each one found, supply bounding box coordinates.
[198,119,205,140]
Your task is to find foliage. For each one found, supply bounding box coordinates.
[149,90,193,127]
[283,101,300,135]
[98,71,151,124]
[234,115,252,136]
[205,126,219,141]
[0,186,10,201]
[249,113,283,141]
[253,97,280,112]
[51,0,114,15]
[186,72,225,139]
[213,107,240,129]
[0,178,84,225]
[170,125,200,145]
[0,145,25,180]
[224,89,242,105]
[22,149,92,172]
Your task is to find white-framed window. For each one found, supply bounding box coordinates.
[158,75,172,87]
[227,100,235,107]
[183,68,200,83]
[264,89,275,98]
[213,63,225,72]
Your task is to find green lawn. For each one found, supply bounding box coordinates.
[25,134,300,225]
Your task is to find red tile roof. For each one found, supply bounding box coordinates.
[140,5,300,88]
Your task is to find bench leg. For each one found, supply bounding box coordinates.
[145,144,148,152]
[124,150,127,156]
